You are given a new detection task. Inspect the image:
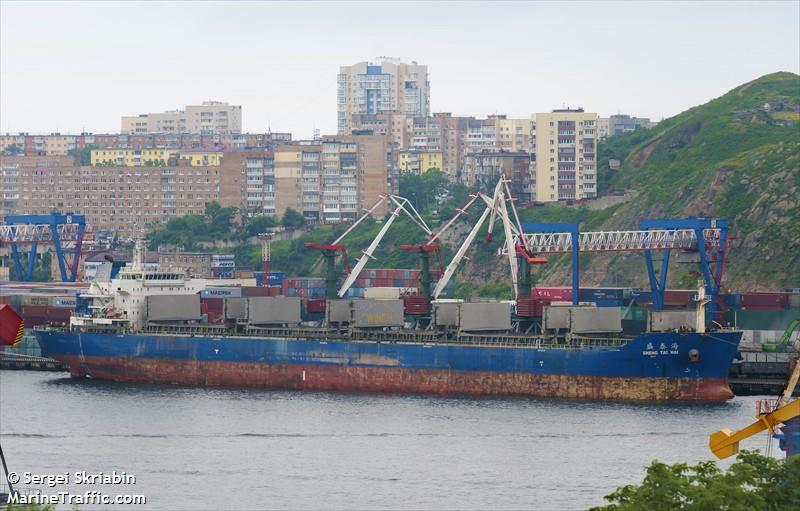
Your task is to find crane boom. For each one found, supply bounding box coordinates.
[337,207,401,297]
[709,360,800,459]
[432,206,492,299]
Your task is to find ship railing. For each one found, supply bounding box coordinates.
[122,324,633,350]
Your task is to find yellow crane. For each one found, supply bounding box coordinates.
[709,357,800,459]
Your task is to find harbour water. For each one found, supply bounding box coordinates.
[0,371,780,510]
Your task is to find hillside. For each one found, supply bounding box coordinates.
[534,71,800,290]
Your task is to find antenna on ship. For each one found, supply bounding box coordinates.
[132,238,147,271]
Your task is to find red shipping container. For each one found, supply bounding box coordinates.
[243,286,270,297]
[740,292,788,310]
[306,298,326,314]
[268,286,282,296]
[0,304,24,346]
[516,298,547,317]
[531,287,572,301]
[403,296,429,315]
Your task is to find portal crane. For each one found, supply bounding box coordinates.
[709,359,800,459]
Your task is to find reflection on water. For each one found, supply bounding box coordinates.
[0,371,776,510]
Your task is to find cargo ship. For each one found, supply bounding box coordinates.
[34,240,743,402]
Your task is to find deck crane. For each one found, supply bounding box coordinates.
[303,194,438,299]
[709,359,800,459]
[337,194,433,298]
[432,177,522,300]
[398,192,483,301]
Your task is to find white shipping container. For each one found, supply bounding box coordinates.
[327,299,352,323]
[352,299,404,327]
[459,302,511,331]
[248,297,301,324]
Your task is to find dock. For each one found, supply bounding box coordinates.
[0,352,67,371]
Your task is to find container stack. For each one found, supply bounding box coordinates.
[282,277,326,298]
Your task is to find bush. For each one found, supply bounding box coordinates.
[591,451,800,511]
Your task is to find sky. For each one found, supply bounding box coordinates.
[1,1,798,139]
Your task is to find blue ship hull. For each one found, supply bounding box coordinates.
[35,330,742,401]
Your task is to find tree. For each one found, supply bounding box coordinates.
[281,208,305,229]
[67,144,98,166]
[244,214,278,237]
[2,143,23,156]
[399,169,449,214]
[591,451,800,511]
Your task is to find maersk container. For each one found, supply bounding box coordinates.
[352,299,404,328]
[459,302,511,332]
[202,287,243,298]
[248,297,301,325]
[147,294,201,321]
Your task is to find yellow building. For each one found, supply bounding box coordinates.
[177,152,223,166]
[397,150,443,174]
[91,149,174,166]
[496,117,533,152]
[533,109,598,202]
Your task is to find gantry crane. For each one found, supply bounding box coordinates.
[0,213,87,282]
[709,359,800,459]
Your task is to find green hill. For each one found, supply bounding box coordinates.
[535,71,800,290]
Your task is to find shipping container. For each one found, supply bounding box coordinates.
[518,297,548,318]
[248,297,301,325]
[543,305,572,331]
[740,292,788,310]
[327,299,352,323]
[532,287,573,301]
[352,299,404,328]
[147,294,201,321]
[459,302,511,332]
[571,307,622,333]
[225,298,248,320]
[403,296,429,315]
[201,286,242,298]
[305,298,326,314]
[433,301,461,327]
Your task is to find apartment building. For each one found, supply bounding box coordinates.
[0,154,237,236]
[90,149,224,167]
[273,135,390,224]
[121,101,242,135]
[338,57,429,134]
[533,108,598,202]
[462,152,534,202]
[397,150,443,174]
[1,131,290,157]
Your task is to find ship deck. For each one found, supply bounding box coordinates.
[37,322,687,351]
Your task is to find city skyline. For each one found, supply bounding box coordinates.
[1,1,799,138]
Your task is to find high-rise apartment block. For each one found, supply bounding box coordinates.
[338,58,429,135]
[121,101,242,135]
[533,109,598,202]
[273,135,389,223]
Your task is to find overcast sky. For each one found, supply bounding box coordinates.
[1,1,798,138]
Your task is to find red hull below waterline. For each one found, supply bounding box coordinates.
[55,355,735,402]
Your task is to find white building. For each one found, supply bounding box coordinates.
[338,57,429,134]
